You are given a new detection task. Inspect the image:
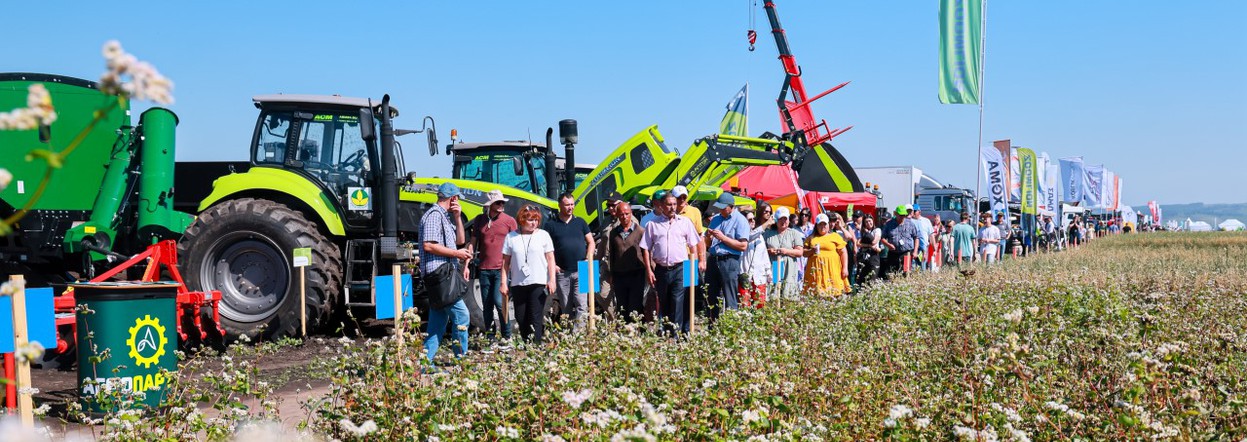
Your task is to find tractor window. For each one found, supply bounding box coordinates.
[255,112,291,164]
[453,154,535,193]
[296,113,371,194]
[630,143,654,174]
[529,157,548,194]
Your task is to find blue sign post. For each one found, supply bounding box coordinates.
[373,274,413,321]
[578,260,600,331]
[0,287,55,353]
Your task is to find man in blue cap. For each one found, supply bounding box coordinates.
[705,192,748,321]
[420,182,471,363]
[910,204,934,271]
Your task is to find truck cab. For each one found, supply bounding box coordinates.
[450,141,551,196]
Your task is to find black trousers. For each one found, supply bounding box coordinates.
[611,270,646,322]
[653,265,687,336]
[706,254,740,322]
[511,284,548,344]
[881,250,909,280]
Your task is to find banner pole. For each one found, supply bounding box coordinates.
[587,261,596,333]
[299,266,306,338]
[974,0,989,224]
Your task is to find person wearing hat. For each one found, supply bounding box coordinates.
[639,189,702,336]
[704,192,749,321]
[671,185,708,274]
[802,213,849,296]
[465,189,517,342]
[879,204,920,279]
[419,182,472,363]
[763,206,805,301]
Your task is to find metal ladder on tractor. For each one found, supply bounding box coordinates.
[343,239,378,306]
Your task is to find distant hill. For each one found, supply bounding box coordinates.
[1154,202,1247,225]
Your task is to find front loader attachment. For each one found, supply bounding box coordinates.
[793,142,864,193]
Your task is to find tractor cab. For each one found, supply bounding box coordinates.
[450,141,551,196]
[250,95,397,230]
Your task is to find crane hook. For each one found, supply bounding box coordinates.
[747,29,757,51]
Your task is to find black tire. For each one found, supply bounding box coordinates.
[178,198,342,342]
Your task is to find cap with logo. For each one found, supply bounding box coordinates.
[710,192,736,210]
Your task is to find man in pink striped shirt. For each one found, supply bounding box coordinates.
[640,190,702,336]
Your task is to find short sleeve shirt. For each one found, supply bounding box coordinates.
[470,213,517,270]
[881,219,919,253]
[639,214,702,267]
[501,230,555,286]
[708,210,749,256]
[545,216,591,271]
[679,205,706,234]
[952,223,977,257]
[419,204,458,275]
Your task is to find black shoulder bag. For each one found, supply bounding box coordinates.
[423,214,468,309]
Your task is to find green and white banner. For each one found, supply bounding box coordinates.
[1018,147,1038,215]
[938,0,983,104]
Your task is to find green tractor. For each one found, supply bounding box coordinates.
[176,94,471,340]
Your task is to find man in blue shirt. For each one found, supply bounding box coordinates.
[705,192,749,322]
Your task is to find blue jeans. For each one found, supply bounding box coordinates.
[424,299,469,363]
[478,269,510,339]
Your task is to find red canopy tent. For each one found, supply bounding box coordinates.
[724,165,877,217]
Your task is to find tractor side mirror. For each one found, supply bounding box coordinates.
[512,157,525,176]
[359,109,376,142]
[427,130,439,157]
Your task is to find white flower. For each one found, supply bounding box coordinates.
[15,341,44,363]
[97,40,174,104]
[1003,308,1024,324]
[338,418,377,436]
[742,408,766,424]
[0,85,57,131]
[914,417,931,428]
[0,169,10,192]
[889,404,914,420]
[883,418,898,428]
[561,389,593,409]
[1026,306,1040,315]
[540,434,567,442]
[496,425,520,439]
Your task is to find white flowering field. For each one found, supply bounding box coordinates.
[305,232,1247,441]
[38,232,1247,441]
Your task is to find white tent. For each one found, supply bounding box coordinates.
[1219,219,1245,231]
[1188,221,1214,232]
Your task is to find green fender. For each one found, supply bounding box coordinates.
[197,167,345,236]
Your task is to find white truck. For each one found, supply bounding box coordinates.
[856,165,975,221]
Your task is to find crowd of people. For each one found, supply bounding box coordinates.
[414,182,1114,360]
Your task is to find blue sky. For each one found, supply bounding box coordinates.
[4,1,1245,205]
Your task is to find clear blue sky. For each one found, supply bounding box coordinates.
[4,1,1245,205]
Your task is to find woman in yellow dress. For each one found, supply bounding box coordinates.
[803,213,850,297]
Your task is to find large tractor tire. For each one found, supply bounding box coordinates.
[178,198,342,341]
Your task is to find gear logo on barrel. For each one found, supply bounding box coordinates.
[126,315,167,368]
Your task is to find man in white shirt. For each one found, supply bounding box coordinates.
[979,214,1002,263]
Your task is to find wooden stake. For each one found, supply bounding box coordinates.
[299,266,307,337]
[587,261,596,333]
[392,264,403,346]
[10,275,34,428]
[688,261,695,335]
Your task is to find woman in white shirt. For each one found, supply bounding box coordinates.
[739,207,773,308]
[501,205,557,345]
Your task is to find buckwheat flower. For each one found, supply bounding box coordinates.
[541,434,567,442]
[883,418,898,428]
[15,341,44,363]
[457,324,468,331]
[496,425,520,439]
[338,418,377,436]
[914,417,931,428]
[742,408,765,424]
[1026,306,1039,315]
[889,404,913,420]
[1003,308,1023,324]
[561,389,593,409]
[0,168,10,192]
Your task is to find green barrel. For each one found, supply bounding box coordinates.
[74,282,178,415]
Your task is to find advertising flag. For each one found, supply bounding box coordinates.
[1102,169,1116,210]
[1083,164,1104,208]
[1113,176,1123,211]
[1059,157,1085,203]
[993,139,1012,204]
[1045,158,1060,213]
[938,0,984,104]
[719,83,749,137]
[1018,148,1038,215]
[1036,152,1049,211]
[981,147,1009,224]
